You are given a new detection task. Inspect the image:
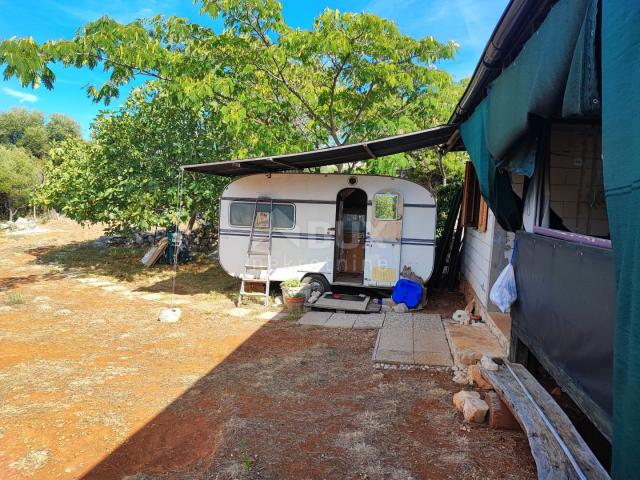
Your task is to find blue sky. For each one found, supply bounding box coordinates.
[0,0,508,137]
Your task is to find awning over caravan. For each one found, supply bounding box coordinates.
[182,124,457,176]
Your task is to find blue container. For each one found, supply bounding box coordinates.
[392,278,423,309]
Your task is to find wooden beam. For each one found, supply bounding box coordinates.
[481,361,609,480]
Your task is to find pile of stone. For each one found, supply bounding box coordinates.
[0,217,37,231]
[452,355,520,430]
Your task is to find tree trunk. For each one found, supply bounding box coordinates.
[186,211,198,233]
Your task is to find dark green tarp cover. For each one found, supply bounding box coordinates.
[459,100,522,231]
[460,0,599,231]
[602,1,640,477]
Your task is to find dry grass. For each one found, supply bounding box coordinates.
[3,292,27,305]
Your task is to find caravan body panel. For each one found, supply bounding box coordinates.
[218,173,436,286]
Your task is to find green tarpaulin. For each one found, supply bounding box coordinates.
[460,0,599,231]
[602,1,640,477]
[459,99,522,231]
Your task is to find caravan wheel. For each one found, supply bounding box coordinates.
[302,274,330,295]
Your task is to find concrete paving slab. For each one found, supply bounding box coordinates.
[324,313,357,329]
[373,313,453,366]
[445,321,506,366]
[374,349,414,364]
[297,310,333,326]
[375,316,413,352]
[353,313,385,329]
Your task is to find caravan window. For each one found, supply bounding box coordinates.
[229,202,295,229]
[374,193,400,220]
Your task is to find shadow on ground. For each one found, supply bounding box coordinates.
[26,240,239,299]
[78,315,535,480]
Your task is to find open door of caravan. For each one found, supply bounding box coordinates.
[365,191,403,287]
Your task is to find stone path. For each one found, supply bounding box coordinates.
[298,311,453,367]
[297,311,385,329]
[73,276,190,305]
[373,313,453,367]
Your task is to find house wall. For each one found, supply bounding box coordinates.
[462,211,514,313]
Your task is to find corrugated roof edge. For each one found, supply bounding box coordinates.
[182,124,457,177]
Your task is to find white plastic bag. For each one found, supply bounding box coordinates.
[490,263,517,313]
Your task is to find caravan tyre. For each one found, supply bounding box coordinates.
[302,274,330,295]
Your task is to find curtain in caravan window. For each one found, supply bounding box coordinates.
[229,202,295,229]
[603,1,640,476]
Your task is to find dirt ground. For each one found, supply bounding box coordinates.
[0,219,536,479]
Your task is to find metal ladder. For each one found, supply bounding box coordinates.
[238,197,273,306]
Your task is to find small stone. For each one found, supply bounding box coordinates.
[158,308,181,323]
[468,364,493,389]
[463,397,489,423]
[480,355,499,371]
[392,302,409,313]
[453,370,469,384]
[54,309,72,316]
[453,390,481,411]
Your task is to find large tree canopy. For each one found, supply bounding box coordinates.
[0,0,465,231]
[35,87,228,233]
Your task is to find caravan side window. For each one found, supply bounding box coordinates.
[229,202,295,229]
[374,193,400,220]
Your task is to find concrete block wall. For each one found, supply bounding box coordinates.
[549,124,608,236]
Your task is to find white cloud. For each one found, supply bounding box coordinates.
[2,87,38,103]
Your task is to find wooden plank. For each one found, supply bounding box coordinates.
[141,238,168,267]
[481,362,609,480]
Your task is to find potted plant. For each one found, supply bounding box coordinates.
[281,279,307,309]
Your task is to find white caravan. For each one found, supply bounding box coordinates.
[218,173,436,293]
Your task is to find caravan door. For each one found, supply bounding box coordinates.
[364,191,403,287]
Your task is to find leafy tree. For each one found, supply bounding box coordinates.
[0,145,41,220]
[0,108,81,157]
[0,0,466,228]
[35,87,228,233]
[47,113,82,142]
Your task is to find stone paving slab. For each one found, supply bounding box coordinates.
[373,313,453,366]
[445,321,506,366]
[297,310,333,326]
[297,311,385,329]
[324,313,357,329]
[353,313,385,329]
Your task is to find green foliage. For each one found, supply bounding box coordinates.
[0,108,81,157]
[281,278,303,288]
[36,87,228,233]
[0,144,41,218]
[432,181,463,243]
[46,113,82,142]
[0,1,469,229]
